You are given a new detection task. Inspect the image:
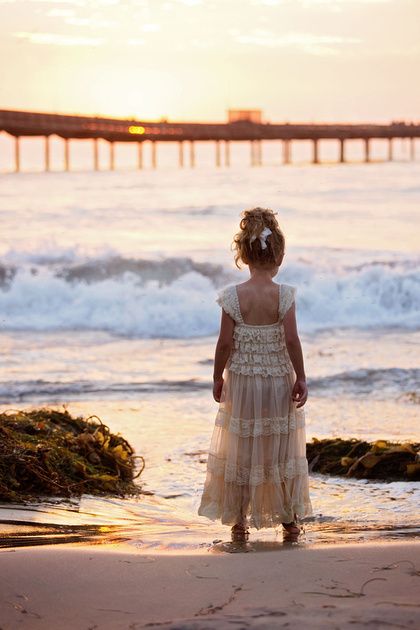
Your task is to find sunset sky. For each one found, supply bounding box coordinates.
[1,0,419,123]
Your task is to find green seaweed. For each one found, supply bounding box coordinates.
[0,408,145,503]
[307,438,420,481]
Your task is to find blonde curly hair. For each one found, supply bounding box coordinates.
[232,207,285,269]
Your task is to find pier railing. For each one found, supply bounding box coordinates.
[1,109,419,171]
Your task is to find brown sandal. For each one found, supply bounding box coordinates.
[282,522,300,535]
[231,523,249,540]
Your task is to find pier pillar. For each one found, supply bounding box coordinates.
[189,140,195,168]
[388,138,393,161]
[138,142,143,169]
[339,138,345,163]
[44,136,50,172]
[178,141,184,168]
[109,141,115,170]
[14,136,20,172]
[225,140,230,167]
[215,140,221,167]
[151,141,157,169]
[250,141,256,166]
[364,138,371,163]
[64,138,70,171]
[251,140,261,166]
[312,139,319,164]
[283,139,291,165]
[93,138,99,171]
[410,137,416,161]
[257,140,262,166]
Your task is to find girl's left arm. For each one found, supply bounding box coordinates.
[283,302,308,408]
[213,309,234,402]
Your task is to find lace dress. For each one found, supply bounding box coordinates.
[197,283,313,530]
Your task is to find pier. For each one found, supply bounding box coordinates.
[0,108,419,172]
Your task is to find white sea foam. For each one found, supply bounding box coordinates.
[0,255,418,337]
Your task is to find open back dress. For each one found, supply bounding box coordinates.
[198,283,313,530]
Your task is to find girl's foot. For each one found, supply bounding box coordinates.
[231,522,249,541]
[282,515,300,535]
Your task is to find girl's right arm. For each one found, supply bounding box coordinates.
[213,309,234,402]
[283,303,308,408]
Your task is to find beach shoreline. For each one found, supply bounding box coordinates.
[1,539,419,629]
[1,160,419,628]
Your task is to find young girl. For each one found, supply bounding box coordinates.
[198,207,313,539]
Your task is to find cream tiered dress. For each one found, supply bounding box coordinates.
[198,283,313,530]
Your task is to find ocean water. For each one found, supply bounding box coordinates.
[0,146,419,551]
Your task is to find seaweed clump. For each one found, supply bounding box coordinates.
[0,409,145,503]
[307,438,420,481]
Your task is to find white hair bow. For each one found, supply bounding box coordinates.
[250,227,272,250]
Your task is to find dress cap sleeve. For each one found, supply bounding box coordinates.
[279,284,297,320]
[216,285,238,321]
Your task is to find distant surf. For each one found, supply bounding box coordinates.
[1,367,418,403]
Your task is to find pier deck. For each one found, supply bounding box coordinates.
[1,109,418,171]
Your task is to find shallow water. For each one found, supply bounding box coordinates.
[0,156,419,551]
[0,387,419,552]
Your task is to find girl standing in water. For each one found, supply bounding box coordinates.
[198,207,313,540]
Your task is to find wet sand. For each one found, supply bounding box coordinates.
[1,540,419,629]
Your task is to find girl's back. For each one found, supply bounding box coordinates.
[217,282,295,378]
[236,281,280,326]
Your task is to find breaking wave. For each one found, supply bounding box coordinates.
[0,253,419,337]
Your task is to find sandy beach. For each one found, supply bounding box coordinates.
[1,540,419,629]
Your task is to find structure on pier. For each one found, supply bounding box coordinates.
[0,108,419,171]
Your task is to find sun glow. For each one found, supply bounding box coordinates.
[0,0,419,121]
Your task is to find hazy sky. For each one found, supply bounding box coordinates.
[1,0,419,122]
